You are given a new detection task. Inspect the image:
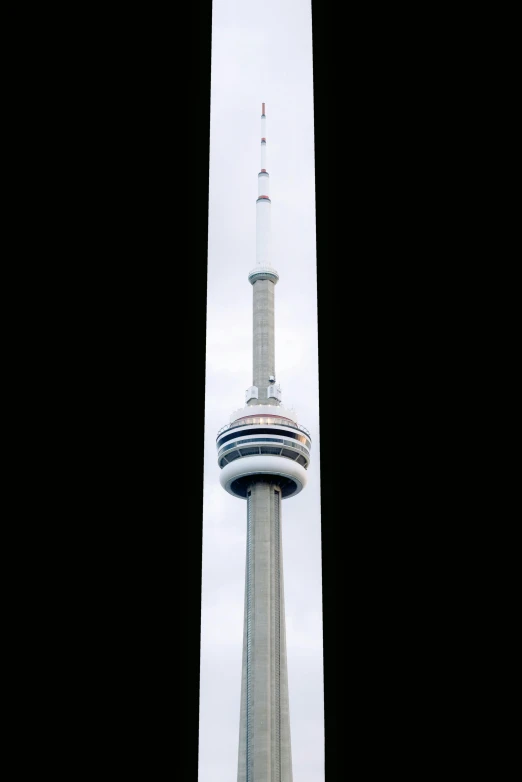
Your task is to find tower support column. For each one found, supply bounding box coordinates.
[237,480,293,782]
[251,279,277,404]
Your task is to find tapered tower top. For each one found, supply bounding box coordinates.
[249,102,278,286]
[216,106,311,502]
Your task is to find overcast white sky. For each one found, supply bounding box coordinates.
[199,1,323,779]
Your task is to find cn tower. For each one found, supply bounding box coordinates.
[217,104,311,782]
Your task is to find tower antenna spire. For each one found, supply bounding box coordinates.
[250,102,276,279]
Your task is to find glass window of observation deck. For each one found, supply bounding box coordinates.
[239,416,296,427]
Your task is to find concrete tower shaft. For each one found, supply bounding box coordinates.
[237,481,293,782]
[252,279,276,402]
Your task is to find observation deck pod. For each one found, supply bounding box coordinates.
[216,406,311,500]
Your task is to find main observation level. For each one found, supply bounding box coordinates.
[217,404,311,499]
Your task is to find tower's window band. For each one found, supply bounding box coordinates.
[218,427,309,448]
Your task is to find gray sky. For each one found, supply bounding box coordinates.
[199,1,323,779]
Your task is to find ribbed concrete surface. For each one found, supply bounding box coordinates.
[250,279,278,406]
[237,480,293,782]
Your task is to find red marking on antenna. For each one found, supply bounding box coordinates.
[262,103,265,114]
[261,137,266,141]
